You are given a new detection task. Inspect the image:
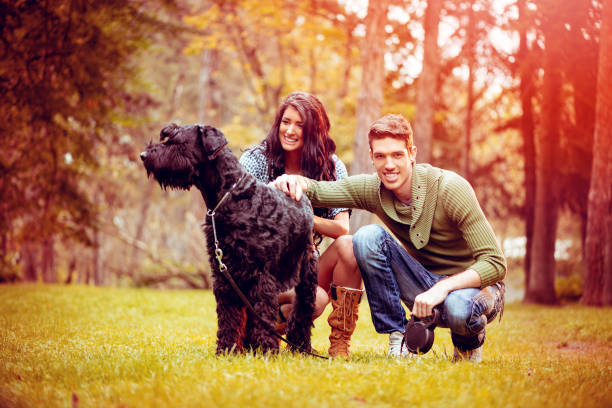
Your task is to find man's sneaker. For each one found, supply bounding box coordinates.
[451,328,485,363]
[388,331,411,358]
[453,345,482,363]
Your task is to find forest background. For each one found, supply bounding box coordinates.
[1,0,611,306]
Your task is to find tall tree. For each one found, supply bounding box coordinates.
[517,0,537,297]
[198,49,221,124]
[0,0,169,283]
[582,0,612,306]
[525,0,562,304]
[349,0,390,232]
[462,0,476,181]
[560,0,599,252]
[413,0,442,164]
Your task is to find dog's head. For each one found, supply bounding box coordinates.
[140,124,228,190]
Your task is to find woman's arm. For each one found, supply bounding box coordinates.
[313,210,349,239]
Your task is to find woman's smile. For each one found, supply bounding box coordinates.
[279,106,304,152]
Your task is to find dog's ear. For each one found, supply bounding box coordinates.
[198,125,228,160]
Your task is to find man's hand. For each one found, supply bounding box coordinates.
[269,174,309,201]
[412,284,449,318]
[412,269,482,318]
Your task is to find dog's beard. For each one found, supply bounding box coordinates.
[144,157,195,191]
[150,167,194,190]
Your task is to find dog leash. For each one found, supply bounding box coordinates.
[206,175,328,360]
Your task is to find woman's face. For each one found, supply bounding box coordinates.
[279,106,304,153]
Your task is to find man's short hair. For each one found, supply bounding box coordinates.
[368,114,413,149]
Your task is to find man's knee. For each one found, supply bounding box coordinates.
[443,288,487,336]
[444,305,471,335]
[353,224,386,259]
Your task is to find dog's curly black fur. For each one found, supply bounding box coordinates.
[141,124,317,354]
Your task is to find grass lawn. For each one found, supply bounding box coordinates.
[1,284,611,408]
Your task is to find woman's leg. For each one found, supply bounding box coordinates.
[317,235,362,292]
[277,286,329,323]
[277,236,364,357]
[317,235,364,357]
[280,235,362,320]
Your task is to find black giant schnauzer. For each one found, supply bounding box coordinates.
[141,124,317,354]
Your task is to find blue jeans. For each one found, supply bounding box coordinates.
[353,225,496,350]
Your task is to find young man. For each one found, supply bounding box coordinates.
[272,114,506,362]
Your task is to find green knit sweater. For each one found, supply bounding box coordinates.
[306,163,506,288]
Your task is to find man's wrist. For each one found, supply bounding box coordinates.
[299,176,310,191]
[433,279,452,295]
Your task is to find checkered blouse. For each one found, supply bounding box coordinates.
[239,146,350,222]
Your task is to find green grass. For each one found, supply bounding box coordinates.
[1,285,611,408]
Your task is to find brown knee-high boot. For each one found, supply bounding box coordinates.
[328,284,363,358]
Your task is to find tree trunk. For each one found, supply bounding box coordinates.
[463,1,475,182]
[22,243,39,282]
[65,257,77,284]
[41,237,56,283]
[129,68,185,272]
[338,25,354,102]
[93,225,105,286]
[566,0,597,256]
[309,47,317,95]
[92,192,105,286]
[582,0,612,306]
[130,181,154,271]
[525,10,562,304]
[349,0,389,233]
[0,233,6,260]
[198,49,219,124]
[413,0,442,165]
[570,76,596,248]
[517,0,536,295]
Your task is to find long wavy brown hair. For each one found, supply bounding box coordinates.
[260,91,337,183]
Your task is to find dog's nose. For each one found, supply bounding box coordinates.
[140,151,147,161]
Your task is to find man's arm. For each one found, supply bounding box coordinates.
[271,173,379,211]
[413,174,506,318]
[442,174,507,288]
[412,269,481,318]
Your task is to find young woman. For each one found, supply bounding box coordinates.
[239,91,362,357]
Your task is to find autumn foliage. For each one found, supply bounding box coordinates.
[0,0,609,304]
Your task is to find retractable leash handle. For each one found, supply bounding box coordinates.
[402,307,441,355]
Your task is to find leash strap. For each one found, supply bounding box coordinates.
[206,177,328,360]
[207,174,246,216]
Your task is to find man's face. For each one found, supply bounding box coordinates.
[369,137,416,196]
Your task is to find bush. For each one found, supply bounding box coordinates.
[555,274,583,302]
[0,253,21,283]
